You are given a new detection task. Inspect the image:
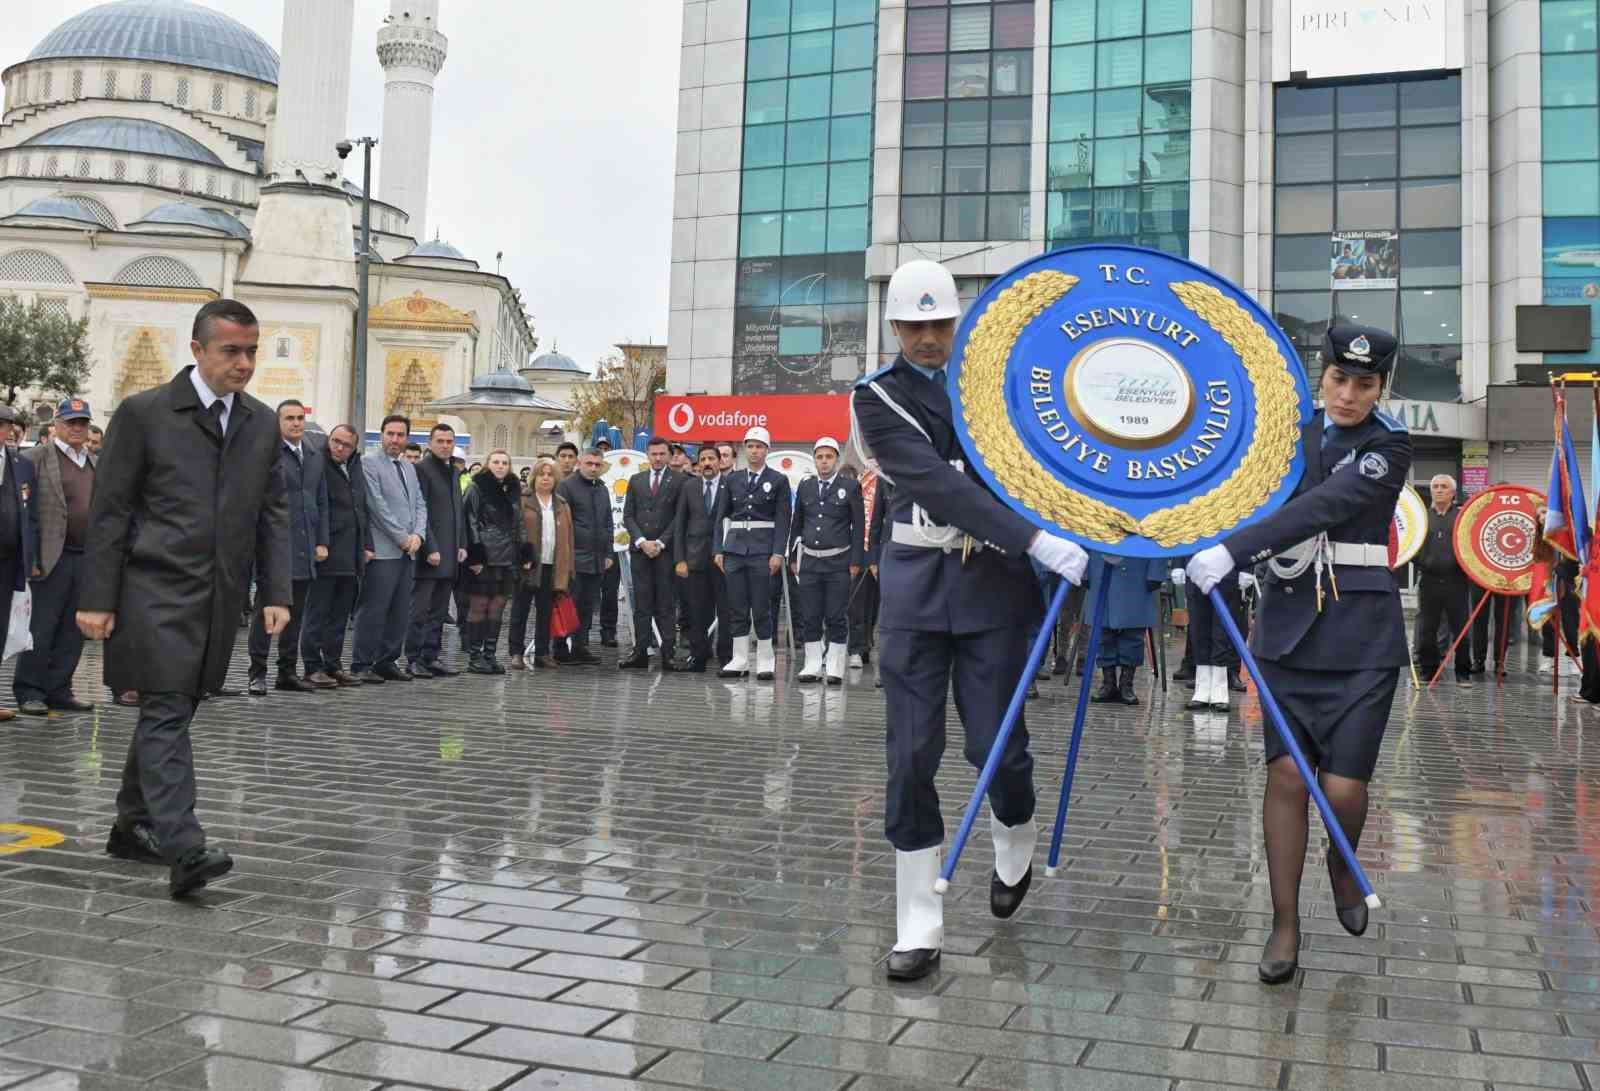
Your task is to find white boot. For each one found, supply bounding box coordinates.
[797,641,824,682]
[755,639,776,680]
[989,809,1036,887]
[719,644,748,678]
[891,846,944,954]
[1186,665,1214,710]
[1209,665,1231,712]
[824,644,846,685]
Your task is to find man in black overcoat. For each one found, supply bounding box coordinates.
[406,422,467,677]
[621,436,682,670]
[302,423,374,687]
[78,298,290,896]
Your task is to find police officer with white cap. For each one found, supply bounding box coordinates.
[712,426,791,680]
[853,259,1089,981]
[1187,322,1411,985]
[791,435,863,685]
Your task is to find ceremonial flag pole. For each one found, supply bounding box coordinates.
[1044,565,1112,878]
[936,577,1077,894]
[1209,587,1381,909]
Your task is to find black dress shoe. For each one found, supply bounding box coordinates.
[246,676,267,696]
[1227,669,1248,693]
[1258,953,1298,985]
[618,654,649,670]
[114,691,141,707]
[406,663,434,679]
[170,846,233,897]
[990,865,1032,919]
[355,671,386,685]
[885,947,940,981]
[105,823,163,865]
[1327,853,1369,937]
[570,650,601,666]
[17,700,49,716]
[429,663,461,678]
[682,657,708,673]
[1172,663,1195,682]
[374,664,412,681]
[47,697,94,712]
[274,675,317,693]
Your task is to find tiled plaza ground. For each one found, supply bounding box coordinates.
[0,628,1592,1090]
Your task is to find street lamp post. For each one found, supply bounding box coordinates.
[338,136,379,437]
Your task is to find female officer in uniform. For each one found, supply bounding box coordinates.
[1187,324,1411,984]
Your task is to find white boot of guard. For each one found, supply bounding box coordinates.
[796,641,824,682]
[887,846,943,981]
[989,808,1036,918]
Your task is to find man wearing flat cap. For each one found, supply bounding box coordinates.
[15,398,97,714]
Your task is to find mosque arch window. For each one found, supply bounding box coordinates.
[112,255,203,289]
[176,78,189,106]
[71,70,83,99]
[104,70,118,98]
[112,160,127,181]
[62,195,117,229]
[492,424,510,451]
[17,156,29,178]
[145,163,159,186]
[40,72,52,101]
[178,167,191,191]
[245,88,257,118]
[205,174,218,196]
[139,73,153,101]
[37,299,70,321]
[75,158,91,178]
[16,74,26,105]
[211,83,224,112]
[230,179,242,201]
[44,156,59,177]
[0,250,75,284]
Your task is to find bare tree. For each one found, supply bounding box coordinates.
[571,350,665,440]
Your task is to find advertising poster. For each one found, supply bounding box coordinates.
[1541,279,1600,364]
[731,254,867,395]
[1331,231,1398,289]
[1543,216,1600,281]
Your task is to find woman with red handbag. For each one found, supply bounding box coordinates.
[510,460,576,669]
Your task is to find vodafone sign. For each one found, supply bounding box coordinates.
[653,394,851,444]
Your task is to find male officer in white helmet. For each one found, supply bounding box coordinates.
[853,259,1089,981]
[711,426,791,680]
[790,435,864,685]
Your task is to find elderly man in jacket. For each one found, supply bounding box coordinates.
[556,446,614,664]
[79,298,289,896]
[247,399,329,695]
[302,423,374,687]
[16,397,95,714]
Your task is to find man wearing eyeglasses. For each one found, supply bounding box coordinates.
[302,424,375,687]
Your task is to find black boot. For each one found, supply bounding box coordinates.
[1227,667,1248,693]
[1118,665,1140,705]
[1172,659,1195,682]
[1091,666,1120,703]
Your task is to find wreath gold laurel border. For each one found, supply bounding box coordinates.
[1452,485,1544,595]
[957,272,1302,548]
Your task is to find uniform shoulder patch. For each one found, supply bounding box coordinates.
[1358,452,1390,480]
[1373,410,1408,433]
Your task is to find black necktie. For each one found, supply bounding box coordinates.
[651,471,660,496]
[394,459,408,496]
[704,482,715,516]
[208,399,226,436]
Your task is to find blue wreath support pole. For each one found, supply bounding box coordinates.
[1209,586,1381,909]
[934,578,1075,895]
[1045,562,1112,877]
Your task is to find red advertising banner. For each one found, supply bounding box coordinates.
[653,394,852,443]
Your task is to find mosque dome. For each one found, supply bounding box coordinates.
[22,117,224,167]
[471,369,535,394]
[129,201,249,238]
[27,0,280,85]
[526,350,584,374]
[408,239,467,260]
[1,195,112,230]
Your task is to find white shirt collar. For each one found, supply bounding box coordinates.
[188,367,234,413]
[53,437,88,467]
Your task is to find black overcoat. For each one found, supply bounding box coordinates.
[414,451,466,580]
[80,366,290,696]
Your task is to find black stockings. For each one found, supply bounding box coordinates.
[1261,758,1369,961]
[466,593,508,653]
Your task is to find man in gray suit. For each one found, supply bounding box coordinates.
[352,414,427,683]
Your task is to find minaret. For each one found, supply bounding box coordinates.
[377,1,448,241]
[245,0,358,285]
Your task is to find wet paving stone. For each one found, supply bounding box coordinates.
[0,640,1593,1087]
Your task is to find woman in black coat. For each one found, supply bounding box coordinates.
[462,451,525,673]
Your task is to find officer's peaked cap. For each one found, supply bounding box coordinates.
[1321,323,1397,377]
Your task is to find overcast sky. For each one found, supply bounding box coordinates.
[0,0,681,376]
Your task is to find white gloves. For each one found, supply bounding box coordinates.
[1186,544,1236,593]
[1169,568,1186,587]
[1028,532,1088,585]
[1238,572,1256,591]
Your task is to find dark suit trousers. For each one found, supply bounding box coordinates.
[302,575,359,673]
[116,692,204,862]
[508,569,555,658]
[15,550,85,703]
[725,553,774,640]
[881,626,1035,852]
[600,560,620,640]
[1188,577,1245,668]
[1471,587,1517,667]
[847,570,879,655]
[684,567,715,661]
[407,578,453,667]
[569,569,604,652]
[630,550,676,658]
[0,557,15,668]
[352,558,412,673]
[713,566,733,662]
[798,562,849,644]
[1415,573,1471,678]
[248,578,310,678]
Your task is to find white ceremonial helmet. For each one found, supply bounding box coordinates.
[813,436,840,454]
[885,259,961,322]
[744,425,771,447]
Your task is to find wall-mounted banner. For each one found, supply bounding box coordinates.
[1284,0,1465,82]
[947,244,1313,558]
[653,394,851,444]
[1332,231,1398,290]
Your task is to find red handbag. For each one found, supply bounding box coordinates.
[550,591,579,639]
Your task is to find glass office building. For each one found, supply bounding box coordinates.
[676,0,1577,488]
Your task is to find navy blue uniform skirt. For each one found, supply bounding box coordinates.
[1257,661,1399,782]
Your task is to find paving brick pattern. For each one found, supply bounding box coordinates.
[0,635,1592,1089]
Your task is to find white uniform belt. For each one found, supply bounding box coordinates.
[1326,542,1388,567]
[891,522,980,553]
[724,519,775,532]
[800,544,849,559]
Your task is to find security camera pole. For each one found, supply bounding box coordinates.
[340,136,378,437]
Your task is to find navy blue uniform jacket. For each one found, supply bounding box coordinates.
[1222,408,1412,670]
[793,474,865,568]
[852,356,1041,634]
[1086,552,1168,630]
